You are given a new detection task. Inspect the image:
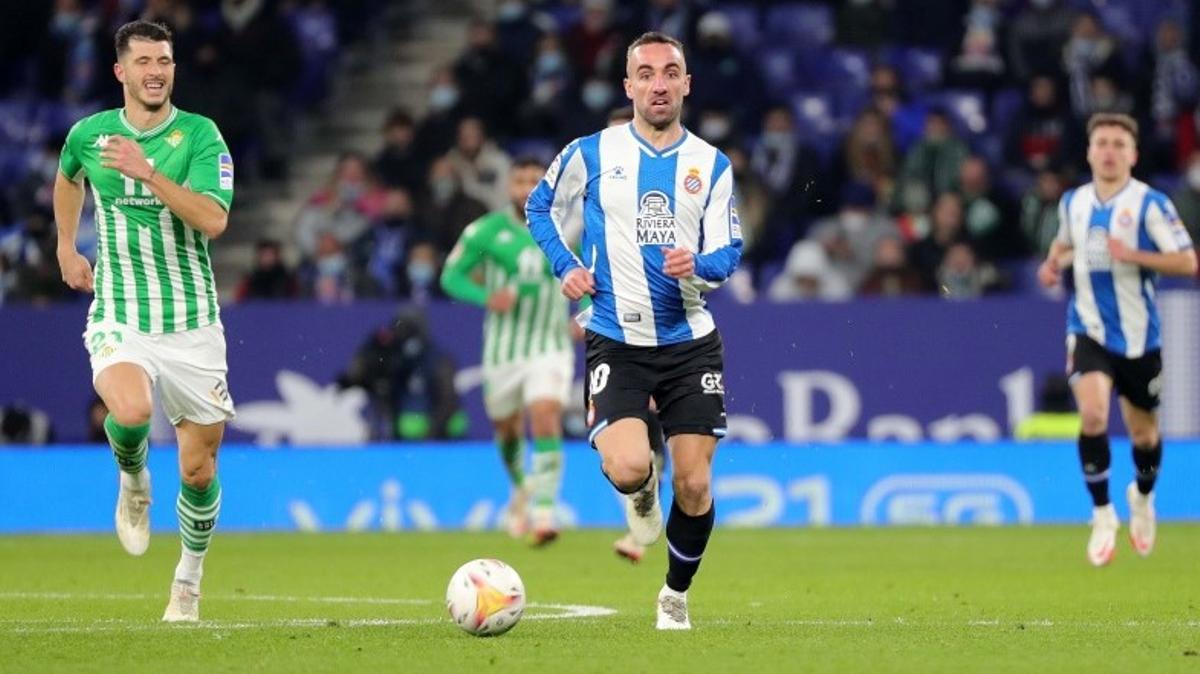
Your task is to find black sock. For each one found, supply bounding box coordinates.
[1133,439,1163,495]
[1078,433,1111,507]
[665,500,714,593]
[602,462,653,495]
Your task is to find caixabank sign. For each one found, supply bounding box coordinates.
[1,441,1196,532]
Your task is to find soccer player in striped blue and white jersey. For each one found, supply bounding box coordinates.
[527,32,742,630]
[1038,113,1197,567]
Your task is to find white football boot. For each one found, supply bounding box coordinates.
[162,580,200,622]
[1126,482,1156,557]
[623,463,663,546]
[655,585,691,630]
[1087,503,1119,567]
[115,469,151,556]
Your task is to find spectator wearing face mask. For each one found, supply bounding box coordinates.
[1063,13,1127,119]
[414,66,465,164]
[453,19,525,138]
[808,182,899,290]
[520,32,575,139]
[236,239,299,301]
[687,11,764,130]
[750,105,832,251]
[294,152,385,261]
[767,241,853,302]
[399,240,444,303]
[899,108,970,204]
[1171,151,1200,250]
[375,109,426,196]
[1008,0,1077,83]
[418,157,487,256]
[936,242,999,299]
[445,117,512,212]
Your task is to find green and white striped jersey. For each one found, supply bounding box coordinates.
[59,106,233,334]
[441,209,571,368]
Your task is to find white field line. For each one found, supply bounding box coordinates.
[0,592,616,633]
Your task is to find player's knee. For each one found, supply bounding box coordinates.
[529,414,558,439]
[108,398,151,428]
[181,462,215,490]
[1130,426,1159,448]
[1078,407,1108,435]
[672,471,711,507]
[602,455,651,493]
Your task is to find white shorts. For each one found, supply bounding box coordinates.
[483,351,575,420]
[83,322,236,426]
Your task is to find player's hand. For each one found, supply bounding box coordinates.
[100,135,155,182]
[1107,237,1134,264]
[486,288,517,312]
[1036,258,1061,288]
[57,248,94,293]
[661,247,695,279]
[561,267,595,300]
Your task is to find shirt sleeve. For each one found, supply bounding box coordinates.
[1144,193,1193,253]
[186,119,234,212]
[439,218,491,306]
[58,120,85,181]
[692,160,743,287]
[1054,189,1073,247]
[527,140,586,279]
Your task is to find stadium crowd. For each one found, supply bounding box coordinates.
[2,0,1199,306]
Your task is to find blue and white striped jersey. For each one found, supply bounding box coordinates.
[1057,178,1194,358]
[527,123,742,347]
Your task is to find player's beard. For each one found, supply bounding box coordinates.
[639,99,682,132]
[132,81,173,113]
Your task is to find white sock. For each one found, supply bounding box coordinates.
[120,468,150,492]
[174,547,205,586]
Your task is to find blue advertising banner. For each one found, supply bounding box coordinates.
[0,297,1079,443]
[1,441,1196,532]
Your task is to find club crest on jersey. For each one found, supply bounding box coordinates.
[166,129,184,148]
[1117,210,1133,228]
[683,168,703,194]
[636,190,676,245]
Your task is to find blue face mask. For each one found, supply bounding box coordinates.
[536,51,565,74]
[429,85,459,112]
[408,262,435,287]
[581,81,614,112]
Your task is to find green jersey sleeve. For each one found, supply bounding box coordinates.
[58,120,85,181]
[187,118,234,211]
[440,218,493,306]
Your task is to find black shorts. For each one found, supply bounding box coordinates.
[584,330,727,445]
[1070,334,1162,411]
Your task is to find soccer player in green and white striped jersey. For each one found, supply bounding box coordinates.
[441,156,575,546]
[54,20,234,622]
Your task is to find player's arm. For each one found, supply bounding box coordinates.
[54,125,93,292]
[101,136,228,238]
[526,141,593,299]
[665,161,743,288]
[440,220,514,311]
[1109,196,1198,276]
[1038,192,1075,288]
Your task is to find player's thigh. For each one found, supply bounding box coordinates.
[156,324,235,428]
[654,331,728,441]
[175,419,224,488]
[85,323,157,424]
[584,333,653,448]
[524,351,573,437]
[1114,349,1162,445]
[483,362,524,421]
[1069,336,1115,427]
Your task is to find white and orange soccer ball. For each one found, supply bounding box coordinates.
[445,559,526,636]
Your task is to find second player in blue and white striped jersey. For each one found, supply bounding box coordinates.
[526,110,742,347]
[1055,178,1194,358]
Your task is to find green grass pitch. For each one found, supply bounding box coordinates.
[1,527,1198,673]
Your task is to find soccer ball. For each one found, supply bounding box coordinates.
[445,559,526,636]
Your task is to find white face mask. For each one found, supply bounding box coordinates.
[1188,165,1200,191]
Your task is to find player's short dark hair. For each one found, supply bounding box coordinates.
[511,155,546,171]
[1087,113,1138,141]
[115,20,173,58]
[625,31,686,68]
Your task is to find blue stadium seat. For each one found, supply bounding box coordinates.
[821,49,872,121]
[713,4,761,54]
[936,90,989,137]
[988,87,1025,140]
[757,46,802,99]
[764,3,833,47]
[887,47,943,95]
[789,91,840,158]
